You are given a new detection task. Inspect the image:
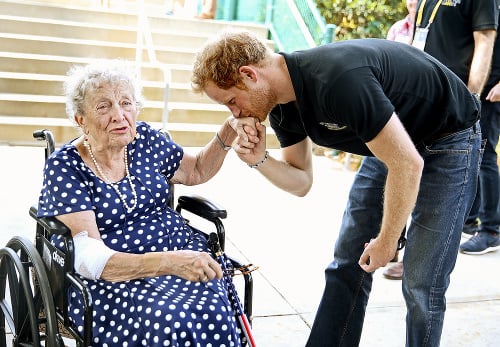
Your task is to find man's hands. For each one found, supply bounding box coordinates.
[358,236,399,273]
[228,116,268,165]
[486,83,500,102]
[228,116,259,147]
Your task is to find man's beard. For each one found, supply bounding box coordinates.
[248,85,278,121]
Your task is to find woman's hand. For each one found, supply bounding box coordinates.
[162,250,223,282]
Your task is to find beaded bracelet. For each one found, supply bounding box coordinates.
[248,150,269,168]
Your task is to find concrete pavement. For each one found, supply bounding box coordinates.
[0,143,499,346]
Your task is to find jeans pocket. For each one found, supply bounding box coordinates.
[422,123,480,154]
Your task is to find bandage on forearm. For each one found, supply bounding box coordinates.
[73,231,117,280]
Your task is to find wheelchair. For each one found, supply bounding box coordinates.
[0,129,254,347]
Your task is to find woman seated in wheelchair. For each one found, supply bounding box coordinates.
[36,59,246,346]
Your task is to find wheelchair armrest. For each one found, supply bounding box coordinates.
[176,194,227,221]
[29,204,71,236]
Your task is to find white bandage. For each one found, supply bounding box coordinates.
[73,231,117,280]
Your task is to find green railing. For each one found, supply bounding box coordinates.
[216,0,335,52]
[293,0,336,45]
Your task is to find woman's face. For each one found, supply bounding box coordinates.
[77,81,138,150]
[407,0,418,18]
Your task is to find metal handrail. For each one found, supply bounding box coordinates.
[136,0,171,129]
[265,0,334,52]
[285,0,316,48]
[293,0,333,45]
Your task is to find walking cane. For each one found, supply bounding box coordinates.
[209,232,257,347]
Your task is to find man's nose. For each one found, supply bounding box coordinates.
[228,105,241,118]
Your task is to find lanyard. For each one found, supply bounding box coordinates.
[416,0,444,28]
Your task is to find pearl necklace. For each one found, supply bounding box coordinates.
[83,138,137,213]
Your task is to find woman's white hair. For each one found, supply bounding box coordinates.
[63,59,144,125]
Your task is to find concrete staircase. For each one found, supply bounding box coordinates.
[0,0,279,147]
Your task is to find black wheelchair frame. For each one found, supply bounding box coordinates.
[0,129,254,347]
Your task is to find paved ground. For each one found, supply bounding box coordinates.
[1,144,499,346]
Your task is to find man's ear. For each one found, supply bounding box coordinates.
[238,66,257,82]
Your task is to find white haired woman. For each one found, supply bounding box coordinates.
[37,59,249,346]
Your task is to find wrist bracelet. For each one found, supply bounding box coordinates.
[248,151,269,168]
[215,132,231,151]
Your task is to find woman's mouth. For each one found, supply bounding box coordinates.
[110,126,129,134]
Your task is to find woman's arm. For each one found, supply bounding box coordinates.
[170,116,258,186]
[103,249,222,283]
[56,211,223,282]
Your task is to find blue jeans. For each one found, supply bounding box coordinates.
[306,123,482,347]
[465,101,500,233]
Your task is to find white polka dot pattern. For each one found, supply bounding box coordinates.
[37,122,242,346]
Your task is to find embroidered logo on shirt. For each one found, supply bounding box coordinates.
[319,122,347,131]
[442,0,460,6]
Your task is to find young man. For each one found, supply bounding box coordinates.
[384,0,499,279]
[460,16,500,255]
[191,30,482,346]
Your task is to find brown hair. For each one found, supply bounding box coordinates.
[191,29,271,93]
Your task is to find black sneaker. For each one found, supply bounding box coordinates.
[459,231,500,255]
[461,221,479,239]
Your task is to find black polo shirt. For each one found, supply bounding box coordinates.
[269,39,479,156]
[418,0,499,84]
[483,16,500,98]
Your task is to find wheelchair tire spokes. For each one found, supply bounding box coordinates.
[0,246,40,346]
[0,250,17,347]
[1,236,66,347]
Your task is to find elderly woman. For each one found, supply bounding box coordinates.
[37,60,247,346]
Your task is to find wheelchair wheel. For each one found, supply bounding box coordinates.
[0,236,63,347]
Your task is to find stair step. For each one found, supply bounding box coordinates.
[0,34,198,64]
[0,14,137,43]
[0,53,194,83]
[0,0,269,37]
[0,71,212,103]
[0,14,228,49]
[0,1,140,27]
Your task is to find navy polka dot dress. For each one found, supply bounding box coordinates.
[37,122,243,346]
